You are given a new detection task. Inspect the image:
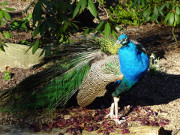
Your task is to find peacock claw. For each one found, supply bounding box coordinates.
[105,113,115,120]
[114,118,126,125]
[106,113,126,125]
[106,97,128,125]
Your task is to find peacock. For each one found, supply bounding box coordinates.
[106,34,149,124]
[0,34,149,125]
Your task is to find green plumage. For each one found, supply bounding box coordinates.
[112,77,136,97]
[0,36,122,114]
[95,37,121,54]
[35,54,91,110]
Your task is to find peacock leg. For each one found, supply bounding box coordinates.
[114,96,126,125]
[114,96,119,119]
[105,102,115,119]
[106,97,126,125]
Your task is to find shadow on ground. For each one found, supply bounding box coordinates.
[86,72,180,109]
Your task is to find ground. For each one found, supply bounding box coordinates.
[0,0,180,135]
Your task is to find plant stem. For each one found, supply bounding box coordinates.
[172,27,179,47]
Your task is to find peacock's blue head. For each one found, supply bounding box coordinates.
[115,34,129,46]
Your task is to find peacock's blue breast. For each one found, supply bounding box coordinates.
[118,44,149,82]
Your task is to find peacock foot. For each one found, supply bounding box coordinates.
[113,116,126,125]
[105,113,126,125]
[105,102,115,119]
[105,112,115,120]
[106,97,127,125]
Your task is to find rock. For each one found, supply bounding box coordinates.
[172,129,180,135]
[0,43,44,71]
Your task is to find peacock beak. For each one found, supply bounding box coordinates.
[115,40,121,45]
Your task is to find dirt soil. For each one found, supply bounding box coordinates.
[0,0,180,135]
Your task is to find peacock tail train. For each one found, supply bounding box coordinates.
[77,55,123,107]
[0,36,122,114]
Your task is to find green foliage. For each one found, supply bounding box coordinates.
[132,0,180,45]
[3,70,11,80]
[0,42,6,51]
[20,40,32,46]
[73,0,121,40]
[0,1,15,25]
[73,0,97,18]
[2,30,12,39]
[0,1,15,51]
[108,1,144,25]
[133,0,180,26]
[27,0,122,55]
[28,0,80,55]
[32,39,40,54]
[164,7,180,27]
[0,1,15,26]
[9,13,32,47]
[96,21,121,39]
[10,17,31,32]
[96,0,106,6]
[132,0,180,26]
[83,20,122,40]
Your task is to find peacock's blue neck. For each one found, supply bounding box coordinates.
[112,76,136,97]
